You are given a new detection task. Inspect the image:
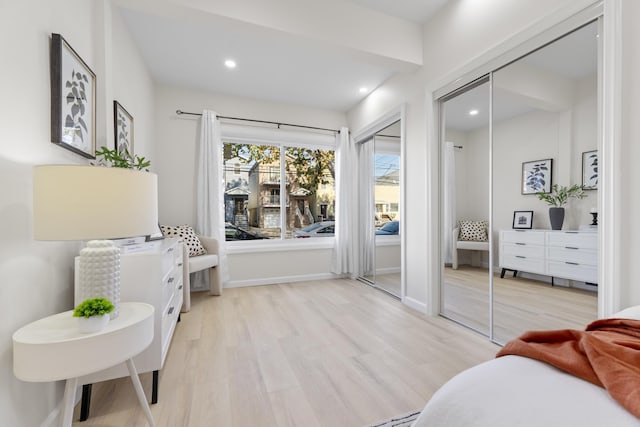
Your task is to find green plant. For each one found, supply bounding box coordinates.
[93,146,151,171]
[536,184,586,207]
[73,297,115,318]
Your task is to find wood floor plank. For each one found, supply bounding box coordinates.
[73,279,500,427]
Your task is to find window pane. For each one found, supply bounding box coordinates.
[223,142,280,240]
[375,152,400,234]
[286,147,335,239]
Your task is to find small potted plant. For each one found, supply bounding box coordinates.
[73,297,115,333]
[536,184,587,230]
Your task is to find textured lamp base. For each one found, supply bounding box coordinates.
[77,240,121,318]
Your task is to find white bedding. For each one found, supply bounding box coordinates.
[413,355,640,427]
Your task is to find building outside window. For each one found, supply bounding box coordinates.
[222,141,335,241]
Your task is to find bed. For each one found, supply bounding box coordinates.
[412,306,640,427]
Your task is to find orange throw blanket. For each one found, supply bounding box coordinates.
[497,318,640,418]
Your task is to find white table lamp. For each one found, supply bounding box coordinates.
[33,165,158,318]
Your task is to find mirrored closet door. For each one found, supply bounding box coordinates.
[439,19,600,343]
[440,79,491,335]
[491,21,599,344]
[358,120,402,298]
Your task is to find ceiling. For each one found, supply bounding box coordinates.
[116,0,451,112]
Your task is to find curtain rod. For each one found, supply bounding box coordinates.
[175,110,339,133]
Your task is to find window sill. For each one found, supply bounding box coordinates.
[226,238,334,254]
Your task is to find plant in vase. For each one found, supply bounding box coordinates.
[93,146,151,171]
[73,297,115,333]
[536,184,587,230]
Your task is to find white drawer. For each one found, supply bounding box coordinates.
[161,291,182,349]
[547,260,598,283]
[547,246,597,266]
[501,230,545,245]
[501,254,545,274]
[546,231,597,249]
[162,269,179,310]
[502,242,545,259]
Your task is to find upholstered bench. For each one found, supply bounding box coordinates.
[181,235,221,312]
[452,220,490,269]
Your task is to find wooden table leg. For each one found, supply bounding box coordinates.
[61,377,78,427]
[125,358,156,427]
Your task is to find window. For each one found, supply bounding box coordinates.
[222,140,335,241]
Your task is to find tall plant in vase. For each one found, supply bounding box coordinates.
[536,184,587,230]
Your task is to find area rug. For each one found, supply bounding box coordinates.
[366,410,421,427]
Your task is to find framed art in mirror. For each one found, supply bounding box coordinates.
[50,33,96,159]
[522,158,552,194]
[582,150,598,190]
[512,210,533,229]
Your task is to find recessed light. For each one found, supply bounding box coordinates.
[469,109,479,116]
[224,59,236,69]
[359,87,368,94]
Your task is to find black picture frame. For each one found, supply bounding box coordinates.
[50,33,96,159]
[582,150,598,190]
[114,100,134,155]
[522,158,552,194]
[512,211,533,229]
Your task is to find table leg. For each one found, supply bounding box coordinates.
[125,358,156,427]
[61,377,78,427]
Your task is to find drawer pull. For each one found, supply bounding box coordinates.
[516,255,526,259]
[565,246,579,250]
[565,262,579,265]
[515,242,526,246]
[178,285,183,290]
[168,277,175,283]
[168,247,174,252]
[564,231,578,234]
[177,262,183,267]
[168,306,174,315]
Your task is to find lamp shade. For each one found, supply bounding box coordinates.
[33,165,158,240]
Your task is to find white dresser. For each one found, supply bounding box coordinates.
[77,238,184,418]
[499,229,598,284]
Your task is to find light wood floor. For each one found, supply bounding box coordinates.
[442,266,598,343]
[72,279,499,427]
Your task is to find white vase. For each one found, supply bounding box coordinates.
[77,240,121,319]
[77,314,110,334]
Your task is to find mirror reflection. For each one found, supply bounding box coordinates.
[492,21,599,343]
[358,120,402,298]
[441,80,491,335]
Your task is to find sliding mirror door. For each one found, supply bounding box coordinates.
[440,79,491,335]
[491,21,599,343]
[358,120,402,298]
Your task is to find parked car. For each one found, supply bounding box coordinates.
[225,223,269,240]
[293,221,335,238]
[376,220,399,235]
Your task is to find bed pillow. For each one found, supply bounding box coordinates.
[458,220,488,242]
[612,305,640,320]
[160,224,207,257]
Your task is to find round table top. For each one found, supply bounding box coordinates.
[13,302,154,382]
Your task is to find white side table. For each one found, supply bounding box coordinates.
[13,302,156,427]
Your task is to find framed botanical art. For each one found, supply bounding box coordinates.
[512,210,533,229]
[114,101,134,155]
[50,33,96,159]
[522,158,552,194]
[582,150,598,190]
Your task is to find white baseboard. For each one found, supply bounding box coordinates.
[403,295,427,313]
[225,272,338,288]
[375,267,401,275]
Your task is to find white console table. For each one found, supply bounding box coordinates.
[75,238,184,420]
[499,229,598,285]
[13,302,155,427]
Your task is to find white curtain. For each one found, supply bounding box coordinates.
[358,139,375,278]
[443,141,457,264]
[331,127,356,277]
[194,110,228,290]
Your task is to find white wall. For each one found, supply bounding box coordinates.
[153,85,347,284]
[0,1,155,425]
